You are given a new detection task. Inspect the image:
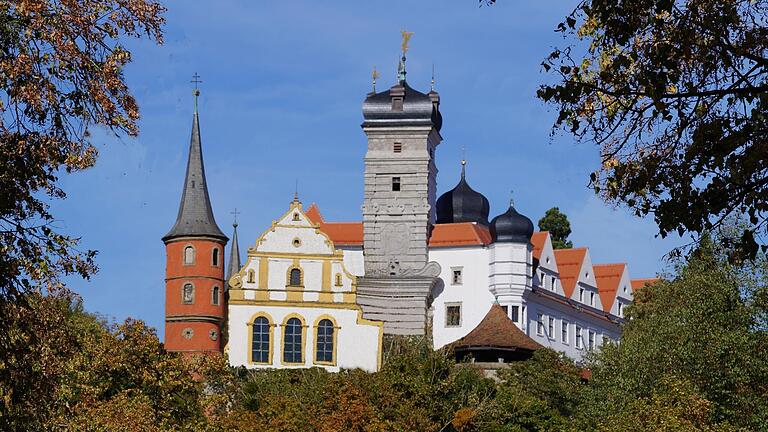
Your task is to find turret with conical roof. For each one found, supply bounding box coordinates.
[227,221,241,283]
[163,82,227,354]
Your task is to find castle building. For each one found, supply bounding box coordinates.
[163,45,655,369]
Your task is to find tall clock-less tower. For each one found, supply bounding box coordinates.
[162,89,228,353]
[357,51,443,335]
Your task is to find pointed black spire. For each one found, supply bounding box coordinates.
[162,84,227,243]
[226,220,241,282]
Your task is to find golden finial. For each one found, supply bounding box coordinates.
[372,66,380,92]
[401,30,414,54]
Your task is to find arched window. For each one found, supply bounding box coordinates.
[247,270,256,284]
[283,317,303,363]
[288,268,302,286]
[182,283,194,304]
[315,319,335,364]
[212,248,220,266]
[184,246,195,265]
[212,286,220,305]
[334,273,343,287]
[252,316,271,363]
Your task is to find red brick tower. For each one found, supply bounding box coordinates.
[162,85,228,353]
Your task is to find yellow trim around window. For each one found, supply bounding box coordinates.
[247,312,275,365]
[280,313,307,366]
[312,315,339,366]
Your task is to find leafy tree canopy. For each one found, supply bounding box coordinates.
[533,0,768,260]
[538,207,574,249]
[0,0,164,300]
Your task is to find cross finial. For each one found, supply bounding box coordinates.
[230,208,241,227]
[294,179,299,202]
[191,72,203,112]
[460,145,467,178]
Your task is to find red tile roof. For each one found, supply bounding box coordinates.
[593,263,626,313]
[306,203,493,248]
[631,278,659,292]
[553,248,588,298]
[453,304,542,352]
[429,223,492,247]
[305,203,363,247]
[531,231,548,261]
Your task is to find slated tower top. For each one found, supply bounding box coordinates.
[163,82,227,243]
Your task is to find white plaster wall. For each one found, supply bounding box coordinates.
[342,249,365,276]
[524,293,621,362]
[428,246,494,349]
[258,223,334,255]
[228,304,381,372]
[489,242,532,302]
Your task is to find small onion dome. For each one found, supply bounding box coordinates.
[490,202,534,243]
[436,161,490,226]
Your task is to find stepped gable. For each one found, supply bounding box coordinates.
[453,304,542,353]
[553,248,588,298]
[594,263,626,313]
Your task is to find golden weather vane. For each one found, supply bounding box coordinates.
[400,30,414,54]
[372,65,380,92]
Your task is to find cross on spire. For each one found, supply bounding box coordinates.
[191,72,203,112]
[230,208,240,227]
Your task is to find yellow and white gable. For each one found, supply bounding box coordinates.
[227,198,382,372]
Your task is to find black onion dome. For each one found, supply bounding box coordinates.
[436,163,490,226]
[362,81,442,131]
[490,203,534,243]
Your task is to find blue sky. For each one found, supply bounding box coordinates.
[53,1,685,337]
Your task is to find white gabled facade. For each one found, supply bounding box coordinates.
[226,199,382,372]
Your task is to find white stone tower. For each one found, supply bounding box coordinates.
[356,40,443,335]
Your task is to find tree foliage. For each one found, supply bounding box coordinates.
[578,239,768,430]
[0,0,165,300]
[535,0,768,260]
[538,207,574,249]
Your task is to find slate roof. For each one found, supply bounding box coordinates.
[362,81,442,130]
[163,110,227,243]
[226,223,241,282]
[453,304,542,352]
[435,163,490,226]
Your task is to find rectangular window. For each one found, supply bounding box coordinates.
[451,268,463,285]
[501,305,508,315]
[536,313,544,335]
[576,326,583,349]
[446,304,461,327]
[617,302,624,317]
[561,321,569,344]
[579,288,585,302]
[393,142,402,153]
[392,177,401,191]
[548,317,555,339]
[588,330,596,351]
[510,305,519,323]
[590,292,595,307]
[551,276,557,291]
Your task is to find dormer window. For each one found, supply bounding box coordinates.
[590,292,595,306]
[579,288,585,302]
